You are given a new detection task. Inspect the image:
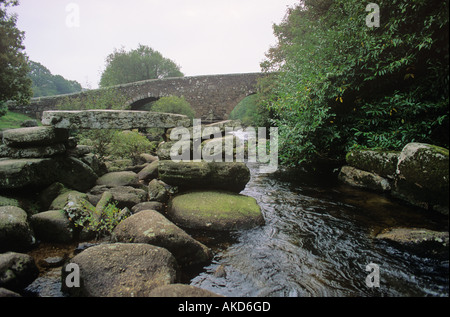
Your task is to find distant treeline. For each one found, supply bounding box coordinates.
[28,60,83,97]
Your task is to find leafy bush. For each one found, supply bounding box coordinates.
[0,101,7,118]
[78,129,118,162]
[260,0,449,167]
[151,96,195,119]
[69,200,128,239]
[110,130,155,165]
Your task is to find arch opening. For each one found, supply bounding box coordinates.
[129,96,160,111]
[228,93,260,126]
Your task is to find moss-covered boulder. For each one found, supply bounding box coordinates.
[49,190,88,210]
[0,195,20,208]
[2,126,69,148]
[137,160,159,181]
[61,243,179,297]
[375,227,449,246]
[0,157,97,192]
[148,179,171,203]
[393,143,449,214]
[30,210,74,244]
[167,191,264,231]
[88,185,147,209]
[338,166,391,192]
[96,171,139,187]
[158,161,250,193]
[346,149,399,179]
[0,206,35,252]
[0,252,39,293]
[113,210,212,266]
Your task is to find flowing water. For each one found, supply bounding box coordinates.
[190,163,449,297]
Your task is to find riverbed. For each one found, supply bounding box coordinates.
[190,163,449,297]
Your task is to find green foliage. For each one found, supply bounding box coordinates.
[0,101,7,117]
[78,129,118,162]
[58,87,130,163]
[0,0,32,116]
[229,94,269,127]
[151,96,195,119]
[110,130,155,165]
[28,60,82,97]
[72,200,128,239]
[100,44,184,87]
[260,0,449,166]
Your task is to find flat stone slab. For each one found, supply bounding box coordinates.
[41,110,191,129]
[2,126,69,148]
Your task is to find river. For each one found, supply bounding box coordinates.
[190,162,449,297]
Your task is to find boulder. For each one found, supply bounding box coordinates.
[79,153,108,177]
[0,157,97,192]
[0,143,66,159]
[20,120,38,128]
[0,287,21,297]
[88,185,147,209]
[338,166,391,192]
[53,157,98,192]
[157,140,192,161]
[131,201,165,214]
[49,190,88,210]
[393,143,449,214]
[0,206,35,252]
[0,158,57,190]
[0,195,20,208]
[137,160,159,181]
[139,153,158,163]
[375,227,449,246]
[2,126,69,148]
[113,210,212,266]
[39,182,69,211]
[96,171,139,187]
[61,243,179,297]
[167,191,264,231]
[345,149,400,179]
[148,284,223,297]
[148,179,171,203]
[158,161,250,193]
[30,210,74,244]
[0,252,39,293]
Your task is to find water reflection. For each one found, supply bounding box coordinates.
[190,163,449,297]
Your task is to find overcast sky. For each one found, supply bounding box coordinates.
[10,0,299,89]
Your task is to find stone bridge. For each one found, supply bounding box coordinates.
[8,73,263,122]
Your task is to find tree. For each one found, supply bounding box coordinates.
[0,0,32,116]
[99,44,183,87]
[260,0,449,167]
[28,60,83,97]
